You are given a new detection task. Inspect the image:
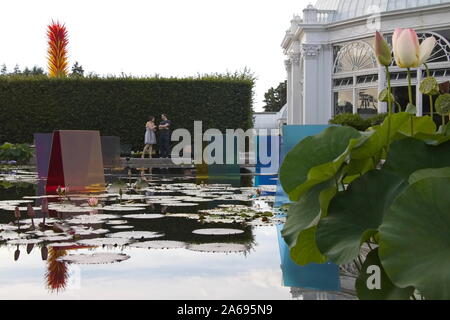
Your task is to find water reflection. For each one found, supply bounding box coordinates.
[0,169,356,299]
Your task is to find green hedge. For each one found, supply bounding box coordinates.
[0,76,254,150]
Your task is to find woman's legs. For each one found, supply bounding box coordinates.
[142,144,150,158]
[148,144,153,158]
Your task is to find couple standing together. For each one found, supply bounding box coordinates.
[142,114,171,158]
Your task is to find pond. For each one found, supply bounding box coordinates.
[0,167,356,300]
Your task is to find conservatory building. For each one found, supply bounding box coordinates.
[282,0,450,125]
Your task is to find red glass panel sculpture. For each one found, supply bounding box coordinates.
[46,130,105,194]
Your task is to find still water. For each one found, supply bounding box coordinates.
[0,169,356,300]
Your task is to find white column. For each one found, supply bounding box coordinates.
[378,66,387,113]
[285,59,293,125]
[416,67,423,116]
[291,53,303,124]
[302,44,322,124]
[352,75,357,114]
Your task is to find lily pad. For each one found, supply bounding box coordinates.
[56,253,130,265]
[379,177,450,300]
[105,231,164,240]
[384,138,450,180]
[129,240,186,249]
[316,170,408,265]
[356,248,414,300]
[7,238,43,245]
[280,126,361,201]
[192,228,244,236]
[187,243,247,253]
[77,237,130,246]
[122,214,165,219]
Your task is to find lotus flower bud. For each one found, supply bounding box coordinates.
[41,198,49,214]
[393,28,420,68]
[27,204,35,218]
[14,207,21,219]
[375,31,392,67]
[14,248,20,261]
[393,28,436,68]
[41,246,48,261]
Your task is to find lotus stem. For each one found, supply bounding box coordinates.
[407,68,414,135]
[385,66,393,151]
[424,63,434,119]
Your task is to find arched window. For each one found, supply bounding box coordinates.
[333,41,377,74]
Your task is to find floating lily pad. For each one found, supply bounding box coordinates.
[105,220,129,225]
[198,210,237,216]
[56,253,130,265]
[0,231,22,240]
[111,225,134,230]
[160,202,198,207]
[129,240,186,249]
[39,235,73,242]
[187,243,247,253]
[105,231,164,240]
[77,237,130,246]
[192,228,244,236]
[101,206,146,212]
[48,242,79,248]
[66,214,120,224]
[122,214,165,219]
[7,238,43,245]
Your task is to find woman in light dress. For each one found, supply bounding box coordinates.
[142,116,157,158]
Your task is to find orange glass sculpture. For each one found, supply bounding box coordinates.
[46,130,106,194]
[47,20,69,77]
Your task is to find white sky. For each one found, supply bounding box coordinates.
[0,0,310,111]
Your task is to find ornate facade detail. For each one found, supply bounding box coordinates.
[284,59,292,71]
[290,53,302,64]
[301,44,321,57]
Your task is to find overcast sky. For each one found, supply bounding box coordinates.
[1,0,310,111]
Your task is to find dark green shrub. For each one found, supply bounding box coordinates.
[0,76,254,150]
[367,113,388,127]
[329,113,371,131]
[0,143,34,164]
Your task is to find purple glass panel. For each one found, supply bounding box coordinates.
[34,133,53,179]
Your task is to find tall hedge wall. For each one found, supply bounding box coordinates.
[0,76,254,150]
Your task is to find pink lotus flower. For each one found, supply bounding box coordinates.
[87,197,99,207]
[393,28,436,68]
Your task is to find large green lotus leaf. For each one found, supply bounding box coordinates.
[399,115,436,136]
[282,181,336,249]
[356,248,415,300]
[384,138,450,180]
[379,178,450,300]
[316,170,408,265]
[410,132,450,146]
[408,167,450,185]
[351,112,411,160]
[280,126,361,201]
[290,227,327,266]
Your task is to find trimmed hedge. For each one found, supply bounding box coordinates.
[0,76,254,150]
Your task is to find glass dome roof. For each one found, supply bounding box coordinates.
[315,0,450,22]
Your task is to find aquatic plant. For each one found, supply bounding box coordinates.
[280,29,450,300]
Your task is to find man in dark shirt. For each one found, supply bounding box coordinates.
[158,114,171,158]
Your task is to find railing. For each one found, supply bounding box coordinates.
[303,9,336,24]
